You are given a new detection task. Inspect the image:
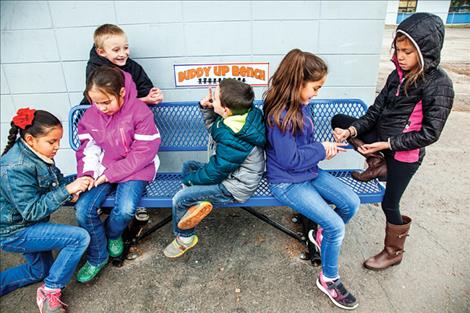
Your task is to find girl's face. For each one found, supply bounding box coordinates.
[25,126,63,159]
[88,86,125,115]
[395,38,419,72]
[300,76,327,105]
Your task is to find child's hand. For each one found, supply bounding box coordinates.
[199,88,213,108]
[66,177,92,195]
[322,142,347,160]
[358,141,390,155]
[333,128,350,143]
[94,175,108,187]
[143,87,164,105]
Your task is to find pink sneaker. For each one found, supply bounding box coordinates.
[36,284,67,313]
[316,272,358,310]
[308,226,323,254]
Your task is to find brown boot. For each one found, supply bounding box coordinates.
[364,216,412,270]
[348,137,387,182]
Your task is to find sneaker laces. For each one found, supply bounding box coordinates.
[45,290,68,309]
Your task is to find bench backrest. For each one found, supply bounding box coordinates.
[68,99,368,152]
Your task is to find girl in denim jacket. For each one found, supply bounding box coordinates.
[74,65,160,283]
[0,109,92,313]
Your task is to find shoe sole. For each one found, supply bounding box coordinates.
[164,236,199,259]
[178,203,213,230]
[316,279,359,310]
[363,260,401,271]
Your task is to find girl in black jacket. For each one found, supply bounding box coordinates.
[331,13,454,270]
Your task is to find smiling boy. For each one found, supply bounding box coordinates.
[82,24,163,105]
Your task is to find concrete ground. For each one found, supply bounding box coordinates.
[1,27,469,313]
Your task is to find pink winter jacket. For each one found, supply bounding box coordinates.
[76,71,161,183]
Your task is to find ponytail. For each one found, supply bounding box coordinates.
[2,123,20,156]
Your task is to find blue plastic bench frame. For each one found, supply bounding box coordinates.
[67,99,385,265]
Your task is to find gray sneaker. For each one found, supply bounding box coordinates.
[163,235,198,258]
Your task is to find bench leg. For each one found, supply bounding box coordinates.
[299,214,322,267]
[111,209,172,267]
[240,207,304,242]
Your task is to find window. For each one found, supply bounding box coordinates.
[398,0,417,13]
[449,0,470,13]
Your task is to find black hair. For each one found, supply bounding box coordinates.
[84,65,125,103]
[2,110,62,156]
[219,78,255,115]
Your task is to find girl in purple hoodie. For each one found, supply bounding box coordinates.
[264,49,360,310]
[74,65,160,283]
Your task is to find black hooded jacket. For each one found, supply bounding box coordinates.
[351,13,454,163]
[81,46,154,104]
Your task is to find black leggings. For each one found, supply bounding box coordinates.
[331,114,420,225]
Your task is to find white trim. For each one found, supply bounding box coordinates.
[396,30,424,72]
[78,133,93,141]
[134,133,161,141]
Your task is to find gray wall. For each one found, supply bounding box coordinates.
[1,1,387,174]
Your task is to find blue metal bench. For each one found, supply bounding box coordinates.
[67,99,384,265]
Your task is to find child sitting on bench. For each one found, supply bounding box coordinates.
[163,79,266,258]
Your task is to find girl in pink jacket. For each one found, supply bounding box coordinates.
[75,65,160,283]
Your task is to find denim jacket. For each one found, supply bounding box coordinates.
[0,140,72,238]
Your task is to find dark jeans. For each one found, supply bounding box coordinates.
[331,114,420,225]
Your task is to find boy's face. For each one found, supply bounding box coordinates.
[96,34,129,66]
[212,86,231,117]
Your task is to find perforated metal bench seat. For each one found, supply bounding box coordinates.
[67,99,384,209]
[65,171,384,208]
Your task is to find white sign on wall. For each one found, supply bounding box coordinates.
[174,62,269,88]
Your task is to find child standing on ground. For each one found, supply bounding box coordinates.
[0,108,91,313]
[264,49,360,310]
[74,65,161,283]
[331,13,454,270]
[163,79,266,258]
[82,23,163,105]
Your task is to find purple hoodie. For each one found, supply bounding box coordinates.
[76,71,161,183]
[266,106,326,184]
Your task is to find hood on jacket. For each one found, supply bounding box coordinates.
[235,106,266,147]
[395,12,445,72]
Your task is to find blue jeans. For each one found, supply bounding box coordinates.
[269,170,360,278]
[173,161,235,237]
[75,180,146,266]
[0,223,90,296]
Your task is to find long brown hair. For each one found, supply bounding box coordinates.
[263,49,327,135]
[394,33,424,94]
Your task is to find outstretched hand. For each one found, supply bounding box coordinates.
[357,141,390,155]
[322,142,347,160]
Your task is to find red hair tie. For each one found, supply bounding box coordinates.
[12,108,36,129]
